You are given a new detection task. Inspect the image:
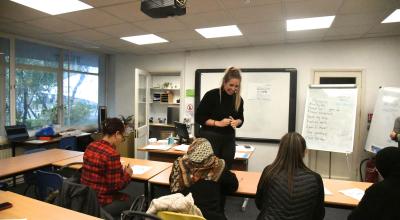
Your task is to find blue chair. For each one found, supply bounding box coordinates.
[35,170,63,202]
[59,136,78,151]
[0,182,8,190]
[23,148,49,195]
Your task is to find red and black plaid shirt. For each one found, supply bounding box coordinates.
[81,140,131,206]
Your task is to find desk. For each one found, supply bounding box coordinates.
[148,169,373,208]
[52,155,172,202]
[0,149,83,179]
[10,133,92,157]
[138,144,253,171]
[0,191,100,220]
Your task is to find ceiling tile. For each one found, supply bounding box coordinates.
[95,23,146,37]
[367,22,400,35]
[27,17,84,33]
[285,0,343,19]
[228,3,283,24]
[324,34,362,41]
[338,0,398,14]
[158,30,203,42]
[101,1,150,22]
[133,17,186,33]
[176,10,234,28]
[186,0,222,14]
[239,21,285,34]
[246,32,286,45]
[0,1,48,22]
[286,29,327,40]
[176,39,218,50]
[94,38,134,48]
[81,0,136,7]
[0,22,49,36]
[143,42,185,51]
[325,25,371,37]
[0,16,14,23]
[219,0,282,9]
[58,9,123,28]
[333,12,388,27]
[63,29,112,41]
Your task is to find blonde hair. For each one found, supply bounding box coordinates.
[220,66,242,111]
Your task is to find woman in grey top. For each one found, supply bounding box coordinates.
[390,117,400,147]
[255,132,325,220]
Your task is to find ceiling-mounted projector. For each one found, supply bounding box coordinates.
[141,0,187,18]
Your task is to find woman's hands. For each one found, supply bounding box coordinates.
[214,117,242,128]
[390,131,398,140]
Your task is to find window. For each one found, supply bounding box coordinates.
[63,51,99,126]
[0,38,10,126]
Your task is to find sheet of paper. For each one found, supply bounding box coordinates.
[143,144,171,150]
[339,188,365,201]
[157,140,168,144]
[324,187,333,195]
[25,140,48,144]
[234,152,249,159]
[235,145,254,152]
[174,144,190,151]
[131,165,151,175]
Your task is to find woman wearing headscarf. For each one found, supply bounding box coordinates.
[348,147,400,220]
[169,138,238,220]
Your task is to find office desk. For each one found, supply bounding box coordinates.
[148,169,373,208]
[138,144,253,171]
[0,149,83,179]
[10,132,92,156]
[52,155,172,202]
[0,191,100,220]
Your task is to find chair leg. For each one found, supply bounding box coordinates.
[23,184,32,195]
[241,198,249,212]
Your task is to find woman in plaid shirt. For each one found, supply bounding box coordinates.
[81,117,133,217]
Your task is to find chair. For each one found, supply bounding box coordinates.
[0,182,8,190]
[35,170,63,202]
[59,136,78,151]
[157,211,206,220]
[23,148,49,195]
[121,211,161,220]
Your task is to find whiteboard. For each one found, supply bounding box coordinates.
[365,87,400,153]
[195,68,297,142]
[302,85,358,153]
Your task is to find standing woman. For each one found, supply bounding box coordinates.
[195,67,244,169]
[255,132,325,220]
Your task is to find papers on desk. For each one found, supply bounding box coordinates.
[234,152,250,159]
[339,188,365,201]
[174,144,190,152]
[324,187,333,195]
[157,140,168,144]
[143,145,171,150]
[25,139,48,144]
[235,145,254,152]
[131,165,151,175]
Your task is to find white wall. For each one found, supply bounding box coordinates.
[108,36,400,177]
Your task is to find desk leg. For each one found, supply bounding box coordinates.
[144,182,149,209]
[12,142,16,186]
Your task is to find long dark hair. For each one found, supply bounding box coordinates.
[219,66,242,111]
[259,132,309,193]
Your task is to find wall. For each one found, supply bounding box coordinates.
[108,36,400,179]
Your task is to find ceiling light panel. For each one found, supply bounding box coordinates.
[10,0,93,15]
[121,34,168,45]
[287,16,335,31]
[195,25,242,38]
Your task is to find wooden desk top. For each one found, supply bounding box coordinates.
[52,156,172,181]
[0,149,83,178]
[138,144,253,160]
[323,178,372,207]
[0,191,100,220]
[149,169,373,207]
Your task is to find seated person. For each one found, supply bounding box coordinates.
[255,132,325,220]
[81,118,133,217]
[348,147,400,220]
[390,116,400,147]
[169,138,238,220]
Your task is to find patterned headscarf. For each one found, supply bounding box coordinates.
[169,138,225,193]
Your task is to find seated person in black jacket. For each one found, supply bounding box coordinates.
[255,132,325,220]
[348,147,400,220]
[169,138,238,220]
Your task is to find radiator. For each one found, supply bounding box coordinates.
[0,147,11,159]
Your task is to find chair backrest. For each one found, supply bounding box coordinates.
[24,147,47,154]
[157,211,206,220]
[35,170,63,201]
[59,136,78,151]
[23,148,48,185]
[122,211,161,220]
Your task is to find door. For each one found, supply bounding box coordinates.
[309,70,363,180]
[134,68,150,159]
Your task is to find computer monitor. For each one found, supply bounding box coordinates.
[174,121,190,144]
[5,125,29,141]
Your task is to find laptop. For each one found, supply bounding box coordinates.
[5,125,31,141]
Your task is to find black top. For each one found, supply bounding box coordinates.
[195,88,244,135]
[180,170,239,220]
[255,167,325,220]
